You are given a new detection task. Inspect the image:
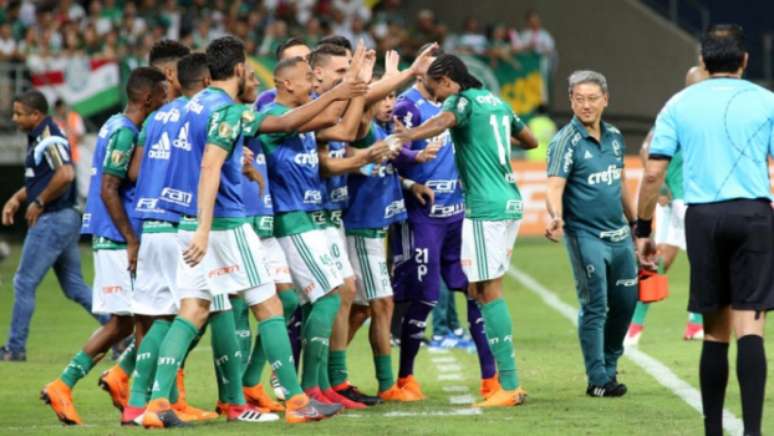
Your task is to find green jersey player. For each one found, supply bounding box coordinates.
[394,54,537,408]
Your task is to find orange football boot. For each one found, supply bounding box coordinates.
[98,364,129,411]
[480,375,502,400]
[40,379,82,425]
[473,387,527,408]
[378,384,423,402]
[397,375,427,400]
[243,383,285,412]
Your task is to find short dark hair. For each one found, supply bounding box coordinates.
[149,39,191,67]
[276,37,308,60]
[14,90,49,114]
[309,43,348,68]
[427,54,483,90]
[274,56,307,78]
[126,66,166,103]
[206,36,246,81]
[701,24,746,74]
[318,35,352,51]
[54,98,65,109]
[177,53,209,91]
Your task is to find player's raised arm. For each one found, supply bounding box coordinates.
[365,43,439,105]
[393,111,456,144]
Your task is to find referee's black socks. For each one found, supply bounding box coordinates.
[737,335,766,436]
[700,340,729,436]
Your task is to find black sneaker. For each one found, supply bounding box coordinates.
[586,381,627,398]
[308,398,343,417]
[336,384,383,406]
[0,346,26,362]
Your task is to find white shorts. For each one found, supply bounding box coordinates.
[176,223,275,310]
[654,200,686,250]
[347,233,393,306]
[278,229,343,304]
[262,237,292,284]
[133,229,179,316]
[461,218,521,283]
[92,249,133,316]
[325,224,355,279]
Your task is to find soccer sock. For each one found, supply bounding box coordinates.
[631,302,650,326]
[699,340,729,436]
[689,312,703,324]
[182,323,207,366]
[398,300,434,378]
[128,319,170,407]
[480,298,519,390]
[59,351,95,388]
[319,345,332,390]
[466,297,496,379]
[150,317,199,401]
[374,354,394,392]
[737,335,766,436]
[230,297,252,367]
[117,337,137,375]
[329,350,348,387]
[301,293,340,391]
[279,289,300,322]
[259,316,303,397]
[210,310,245,405]
[242,333,266,387]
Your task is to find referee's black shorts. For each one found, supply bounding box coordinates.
[685,198,774,313]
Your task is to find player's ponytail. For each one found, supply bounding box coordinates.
[426,54,483,91]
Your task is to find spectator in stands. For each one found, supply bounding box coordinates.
[88,1,113,36]
[349,15,376,49]
[52,99,85,163]
[0,23,17,61]
[409,9,444,55]
[486,24,516,66]
[454,17,488,55]
[518,9,557,103]
[303,16,323,47]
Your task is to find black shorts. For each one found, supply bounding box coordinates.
[685,198,774,313]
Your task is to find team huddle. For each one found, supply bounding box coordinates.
[35,34,539,427]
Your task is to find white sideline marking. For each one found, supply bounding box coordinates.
[436,364,462,373]
[437,373,464,381]
[431,356,457,364]
[442,386,470,393]
[449,394,475,405]
[427,348,450,354]
[507,267,744,436]
[382,408,481,417]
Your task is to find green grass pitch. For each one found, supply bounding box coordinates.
[0,237,771,435]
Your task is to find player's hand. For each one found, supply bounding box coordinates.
[345,40,366,82]
[2,198,19,226]
[183,230,209,267]
[636,237,658,270]
[242,146,254,168]
[409,183,434,207]
[544,216,564,242]
[126,237,139,275]
[411,42,439,75]
[24,202,43,228]
[384,50,400,76]
[332,78,369,100]
[392,117,412,145]
[366,141,396,163]
[416,141,440,163]
[359,49,377,83]
[657,194,670,207]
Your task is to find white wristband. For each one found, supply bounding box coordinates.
[401,179,416,190]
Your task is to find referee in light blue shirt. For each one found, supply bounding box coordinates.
[636,24,774,436]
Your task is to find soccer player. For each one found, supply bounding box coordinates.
[393,54,537,407]
[144,36,353,427]
[256,37,312,111]
[41,67,167,425]
[120,52,218,425]
[98,38,202,423]
[545,70,637,398]
[257,54,394,408]
[624,66,709,346]
[636,25,773,436]
[2,90,100,363]
[391,45,499,401]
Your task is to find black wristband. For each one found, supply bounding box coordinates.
[635,218,652,238]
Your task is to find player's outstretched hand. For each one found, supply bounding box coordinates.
[416,140,440,163]
[332,78,369,100]
[636,237,658,270]
[384,50,400,76]
[242,146,254,167]
[183,230,208,267]
[409,183,434,207]
[391,117,412,145]
[2,198,19,226]
[359,49,377,83]
[345,41,367,82]
[411,42,439,75]
[367,141,397,163]
[544,216,564,242]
